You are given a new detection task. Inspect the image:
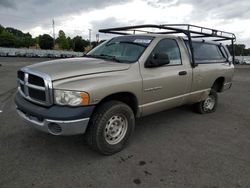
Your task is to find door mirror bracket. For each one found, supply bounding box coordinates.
[145,53,170,68]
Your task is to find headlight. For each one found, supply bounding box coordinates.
[54,90,89,106]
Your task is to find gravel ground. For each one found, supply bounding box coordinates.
[0,57,249,188]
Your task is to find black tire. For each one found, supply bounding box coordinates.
[194,89,218,114]
[85,100,135,155]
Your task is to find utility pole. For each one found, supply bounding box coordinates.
[96,33,99,43]
[88,29,92,48]
[52,19,55,46]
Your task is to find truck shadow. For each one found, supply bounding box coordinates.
[20,105,194,159]
[135,105,193,131]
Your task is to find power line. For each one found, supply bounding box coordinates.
[88,29,92,47]
[96,33,99,42]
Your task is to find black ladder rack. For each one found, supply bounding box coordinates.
[99,24,236,66]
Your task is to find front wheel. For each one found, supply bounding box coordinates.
[85,101,135,155]
[194,89,218,114]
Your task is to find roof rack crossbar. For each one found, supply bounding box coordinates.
[151,31,181,35]
[162,24,235,36]
[213,38,233,42]
[191,35,234,40]
[99,24,236,41]
[101,31,130,35]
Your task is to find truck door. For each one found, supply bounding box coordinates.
[140,38,192,116]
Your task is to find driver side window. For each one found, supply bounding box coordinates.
[150,39,182,66]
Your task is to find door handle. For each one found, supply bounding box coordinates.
[178,71,187,76]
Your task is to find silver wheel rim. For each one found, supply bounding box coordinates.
[104,114,128,145]
[203,95,215,111]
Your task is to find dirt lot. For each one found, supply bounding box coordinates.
[0,57,249,188]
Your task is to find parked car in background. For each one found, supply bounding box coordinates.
[0,47,84,58]
[0,52,7,57]
[235,56,250,65]
[240,58,250,64]
[234,59,240,64]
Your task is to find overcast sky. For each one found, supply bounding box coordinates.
[0,0,249,46]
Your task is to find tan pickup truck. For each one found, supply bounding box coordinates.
[15,24,235,155]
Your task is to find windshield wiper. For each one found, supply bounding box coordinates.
[84,53,121,63]
[99,54,121,62]
[83,54,97,58]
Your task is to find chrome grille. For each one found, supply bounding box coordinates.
[17,68,53,106]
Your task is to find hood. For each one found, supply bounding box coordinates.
[27,57,130,81]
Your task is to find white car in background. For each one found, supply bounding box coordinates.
[237,57,250,65]
[244,60,250,64]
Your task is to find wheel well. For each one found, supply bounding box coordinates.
[98,92,138,116]
[212,77,225,92]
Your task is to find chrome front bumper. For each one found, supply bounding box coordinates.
[17,109,90,136]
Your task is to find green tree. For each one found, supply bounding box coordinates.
[72,36,85,52]
[39,34,54,49]
[245,48,250,56]
[0,27,34,48]
[57,30,69,50]
[22,37,34,48]
[82,39,89,48]
[91,41,98,48]
[227,44,248,56]
[0,30,15,47]
[67,37,73,50]
[6,27,25,38]
[0,25,4,34]
[14,38,22,48]
[33,36,39,48]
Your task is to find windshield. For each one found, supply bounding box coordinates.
[87,36,154,63]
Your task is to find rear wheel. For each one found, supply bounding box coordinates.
[194,89,218,114]
[85,100,135,155]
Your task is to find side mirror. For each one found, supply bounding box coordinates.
[227,56,233,62]
[145,53,170,68]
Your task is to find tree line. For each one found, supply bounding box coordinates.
[227,44,250,56]
[0,25,102,52]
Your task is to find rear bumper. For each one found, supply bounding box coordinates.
[15,92,95,135]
